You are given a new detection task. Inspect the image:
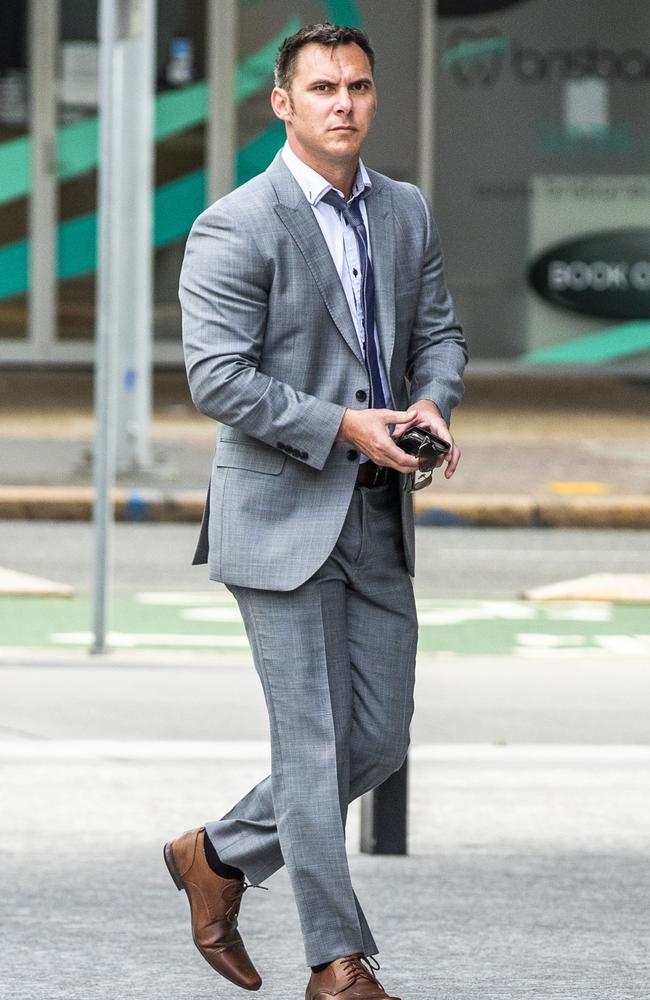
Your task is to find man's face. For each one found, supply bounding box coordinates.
[272,42,377,170]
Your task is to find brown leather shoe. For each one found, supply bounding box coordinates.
[163,827,262,990]
[306,956,400,1000]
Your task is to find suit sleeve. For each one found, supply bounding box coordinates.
[180,204,346,472]
[405,186,468,424]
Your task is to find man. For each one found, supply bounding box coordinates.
[166,22,467,1000]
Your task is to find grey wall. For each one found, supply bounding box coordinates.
[435,0,650,360]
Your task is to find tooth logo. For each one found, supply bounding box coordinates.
[442,28,510,87]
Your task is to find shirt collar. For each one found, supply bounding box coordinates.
[281,141,372,207]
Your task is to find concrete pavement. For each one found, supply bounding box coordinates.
[0,370,649,526]
[2,370,649,997]
[2,736,649,1000]
[2,533,649,1000]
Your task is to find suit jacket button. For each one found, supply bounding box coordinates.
[277,442,286,451]
[347,449,359,461]
[355,389,367,402]
[300,450,308,460]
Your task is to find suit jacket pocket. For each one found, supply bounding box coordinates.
[215,440,286,475]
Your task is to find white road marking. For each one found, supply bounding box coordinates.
[136,592,232,605]
[418,601,537,625]
[51,632,249,648]
[595,635,650,654]
[515,633,586,648]
[0,567,74,597]
[514,634,650,657]
[181,607,244,622]
[136,595,545,633]
[135,594,627,627]
[543,604,612,622]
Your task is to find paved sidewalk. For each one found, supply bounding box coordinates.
[2,739,649,1000]
[2,648,649,999]
[0,370,649,526]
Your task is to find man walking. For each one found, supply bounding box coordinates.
[166,22,467,1000]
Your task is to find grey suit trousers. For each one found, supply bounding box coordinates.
[205,477,418,967]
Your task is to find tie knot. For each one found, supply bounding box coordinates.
[320,188,363,227]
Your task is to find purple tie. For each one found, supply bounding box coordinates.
[321,189,387,409]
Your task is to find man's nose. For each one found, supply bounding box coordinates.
[334,87,353,113]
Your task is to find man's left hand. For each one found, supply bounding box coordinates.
[392,399,461,480]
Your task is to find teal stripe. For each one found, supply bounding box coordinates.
[58,214,98,280]
[0,126,284,298]
[0,136,30,204]
[0,18,298,207]
[237,121,285,185]
[243,0,363,24]
[154,170,206,247]
[521,322,650,365]
[57,118,100,181]
[0,86,210,195]
[441,35,509,69]
[323,0,364,27]
[0,240,28,300]
[155,83,208,141]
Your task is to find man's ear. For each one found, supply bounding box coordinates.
[271,87,292,122]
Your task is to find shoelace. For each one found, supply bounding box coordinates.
[224,880,269,922]
[339,955,383,989]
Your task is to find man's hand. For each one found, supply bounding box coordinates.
[336,408,420,473]
[393,400,461,479]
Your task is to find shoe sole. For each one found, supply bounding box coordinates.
[162,841,262,992]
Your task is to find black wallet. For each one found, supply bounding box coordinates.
[397,427,450,491]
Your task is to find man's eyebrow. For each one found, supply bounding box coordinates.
[307,76,373,86]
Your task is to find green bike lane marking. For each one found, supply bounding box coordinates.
[1,594,648,657]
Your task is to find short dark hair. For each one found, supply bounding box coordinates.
[274,22,375,91]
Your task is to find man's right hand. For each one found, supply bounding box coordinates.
[336,408,420,473]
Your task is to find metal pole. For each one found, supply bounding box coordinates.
[92,0,123,654]
[93,0,154,649]
[206,0,237,203]
[360,758,408,855]
[114,0,155,474]
[417,0,436,203]
[28,0,59,361]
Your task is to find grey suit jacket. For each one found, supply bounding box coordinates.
[180,152,467,591]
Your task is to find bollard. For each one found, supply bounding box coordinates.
[359,756,408,855]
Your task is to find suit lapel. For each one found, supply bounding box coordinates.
[274,201,364,364]
[364,180,396,380]
[267,156,364,364]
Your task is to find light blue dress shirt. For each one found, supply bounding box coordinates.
[281,142,393,412]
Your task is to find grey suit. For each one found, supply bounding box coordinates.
[180,152,467,966]
[181,153,466,590]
